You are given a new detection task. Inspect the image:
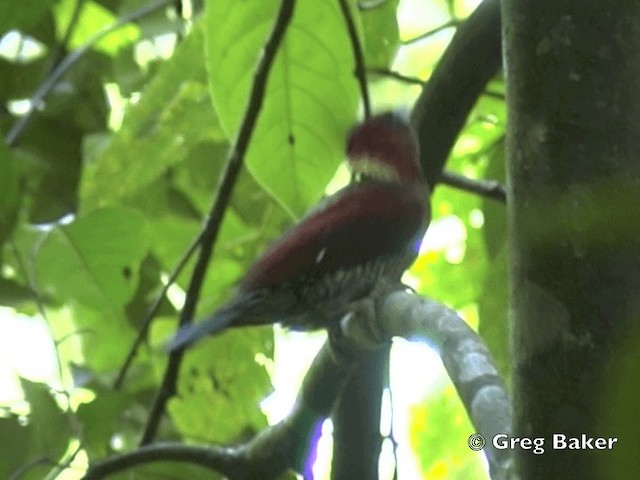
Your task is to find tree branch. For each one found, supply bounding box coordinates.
[440,170,507,203]
[402,19,461,45]
[139,0,297,445]
[339,282,513,479]
[331,346,388,479]
[337,0,371,118]
[4,0,175,148]
[368,67,424,86]
[83,443,241,479]
[87,286,511,479]
[113,229,204,390]
[376,290,513,479]
[411,0,502,189]
[48,0,86,70]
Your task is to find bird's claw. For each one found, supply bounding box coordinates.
[339,298,388,350]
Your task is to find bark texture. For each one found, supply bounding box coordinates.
[503,1,640,478]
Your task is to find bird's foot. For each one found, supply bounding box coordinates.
[339,297,389,350]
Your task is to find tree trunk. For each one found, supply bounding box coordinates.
[503,1,640,478]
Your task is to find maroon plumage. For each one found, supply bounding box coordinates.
[167,111,430,351]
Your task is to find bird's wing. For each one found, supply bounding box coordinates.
[241,181,429,290]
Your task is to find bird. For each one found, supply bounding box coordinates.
[167,111,430,351]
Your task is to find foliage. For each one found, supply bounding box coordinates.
[0,0,507,478]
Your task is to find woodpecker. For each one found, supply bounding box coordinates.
[167,111,430,351]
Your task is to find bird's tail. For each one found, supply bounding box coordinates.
[165,309,236,352]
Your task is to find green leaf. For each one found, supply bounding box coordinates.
[410,384,488,479]
[205,0,360,217]
[18,379,72,479]
[165,325,273,443]
[34,206,148,314]
[19,116,83,223]
[66,302,137,371]
[361,0,400,68]
[79,23,224,212]
[0,277,33,307]
[0,0,58,33]
[53,0,139,55]
[0,416,30,479]
[0,57,47,103]
[77,391,133,458]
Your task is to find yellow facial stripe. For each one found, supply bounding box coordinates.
[348,156,401,183]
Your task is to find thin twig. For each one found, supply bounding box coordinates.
[402,19,460,45]
[139,0,296,445]
[368,67,424,86]
[9,237,68,385]
[484,89,506,100]
[440,170,507,203]
[5,0,174,148]
[113,229,204,390]
[43,444,83,480]
[337,0,371,118]
[8,456,54,480]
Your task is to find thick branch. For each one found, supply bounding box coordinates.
[340,284,513,479]
[411,0,502,189]
[377,291,512,478]
[330,346,388,479]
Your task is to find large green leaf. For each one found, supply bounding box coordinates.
[79,23,224,213]
[35,206,148,314]
[165,324,273,443]
[0,379,74,480]
[205,0,360,217]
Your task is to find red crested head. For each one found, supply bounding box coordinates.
[346,111,423,185]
